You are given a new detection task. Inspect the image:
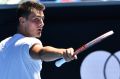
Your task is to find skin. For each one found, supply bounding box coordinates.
[18,9,77,62]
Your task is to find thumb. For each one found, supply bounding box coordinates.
[73,55,77,60]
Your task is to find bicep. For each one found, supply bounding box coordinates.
[29,43,43,59]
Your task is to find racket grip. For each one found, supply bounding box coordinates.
[55,58,66,67]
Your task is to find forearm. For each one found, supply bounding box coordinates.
[39,46,65,61]
[30,44,76,62]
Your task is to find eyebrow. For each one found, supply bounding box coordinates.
[34,16,45,20]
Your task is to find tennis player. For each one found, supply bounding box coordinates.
[0,1,77,79]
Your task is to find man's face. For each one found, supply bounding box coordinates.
[20,9,44,38]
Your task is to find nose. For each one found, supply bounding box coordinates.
[39,19,44,28]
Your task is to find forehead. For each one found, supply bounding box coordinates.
[29,9,44,18]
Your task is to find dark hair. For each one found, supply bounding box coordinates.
[17,1,45,19]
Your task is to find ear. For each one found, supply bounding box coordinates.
[19,17,26,25]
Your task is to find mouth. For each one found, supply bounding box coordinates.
[38,29,42,33]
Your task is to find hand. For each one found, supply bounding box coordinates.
[63,48,77,62]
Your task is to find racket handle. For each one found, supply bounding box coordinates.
[55,58,66,67]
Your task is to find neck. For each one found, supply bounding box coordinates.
[17,26,26,37]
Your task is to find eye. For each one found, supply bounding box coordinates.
[34,16,44,21]
[32,17,41,24]
[33,18,40,22]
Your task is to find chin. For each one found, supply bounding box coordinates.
[36,35,41,38]
[33,33,41,38]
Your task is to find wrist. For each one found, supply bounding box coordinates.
[59,48,66,58]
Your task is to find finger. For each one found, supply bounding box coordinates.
[63,49,70,62]
[69,48,74,56]
[73,55,77,59]
[69,48,77,60]
[66,49,71,58]
[67,48,75,58]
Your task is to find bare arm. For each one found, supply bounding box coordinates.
[29,44,77,62]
